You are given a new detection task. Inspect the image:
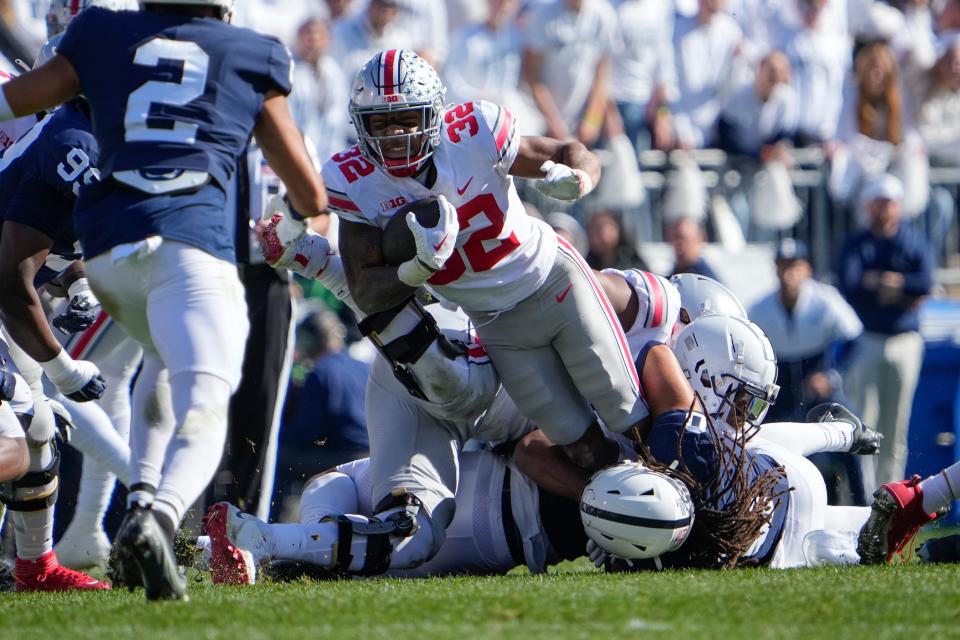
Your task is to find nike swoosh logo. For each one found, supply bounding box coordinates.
[457,177,473,196]
[433,233,448,251]
[556,283,573,304]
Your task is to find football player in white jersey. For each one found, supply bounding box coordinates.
[208,213,681,581]
[298,49,645,475]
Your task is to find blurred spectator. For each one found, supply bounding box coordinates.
[609,0,678,153]
[273,311,370,519]
[585,210,648,270]
[397,0,450,68]
[831,40,929,219]
[771,0,851,145]
[717,50,798,159]
[751,239,863,420]
[887,0,937,71]
[289,17,350,161]
[7,0,45,50]
[446,0,490,33]
[522,0,616,146]
[325,0,359,23]
[333,0,413,81]
[937,0,960,32]
[443,0,544,133]
[912,32,960,259]
[668,0,744,149]
[548,211,588,256]
[839,174,933,489]
[231,0,322,45]
[666,217,720,280]
[751,238,865,504]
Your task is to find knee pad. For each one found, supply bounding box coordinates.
[0,438,59,512]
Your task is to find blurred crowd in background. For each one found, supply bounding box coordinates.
[2,0,956,516]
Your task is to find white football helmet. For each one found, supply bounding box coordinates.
[671,314,779,428]
[670,273,747,326]
[581,462,694,561]
[349,49,446,178]
[47,0,140,37]
[139,0,234,20]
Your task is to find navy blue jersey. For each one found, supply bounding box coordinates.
[57,8,293,261]
[645,409,790,567]
[0,102,97,287]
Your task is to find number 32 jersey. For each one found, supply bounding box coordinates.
[56,7,292,262]
[323,100,557,313]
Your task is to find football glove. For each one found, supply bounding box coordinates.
[38,350,107,402]
[0,367,15,403]
[398,195,459,287]
[585,539,634,569]
[263,194,307,242]
[51,278,100,336]
[257,214,333,279]
[536,160,594,202]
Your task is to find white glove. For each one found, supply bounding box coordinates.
[536,160,594,202]
[257,215,332,278]
[263,194,307,244]
[398,195,459,287]
[39,349,106,402]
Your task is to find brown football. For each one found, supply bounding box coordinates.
[381,197,442,265]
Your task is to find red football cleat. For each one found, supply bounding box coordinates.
[857,475,938,564]
[202,502,258,585]
[14,551,111,592]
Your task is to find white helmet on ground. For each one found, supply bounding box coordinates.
[669,273,747,326]
[139,0,234,20]
[671,314,779,428]
[349,49,446,178]
[581,462,694,561]
[47,0,139,37]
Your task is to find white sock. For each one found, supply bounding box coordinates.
[63,396,130,485]
[128,356,175,506]
[152,371,230,526]
[920,460,960,514]
[69,461,115,535]
[11,439,55,561]
[755,421,856,456]
[269,521,338,566]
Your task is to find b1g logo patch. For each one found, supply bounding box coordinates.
[381,196,407,212]
[381,95,401,103]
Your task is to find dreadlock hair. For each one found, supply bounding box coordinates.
[634,397,791,569]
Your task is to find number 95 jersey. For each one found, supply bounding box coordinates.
[323,100,557,313]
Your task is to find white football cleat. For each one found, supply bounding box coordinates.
[202,502,273,585]
[54,524,111,569]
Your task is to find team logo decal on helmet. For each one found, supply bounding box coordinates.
[349,49,446,178]
[671,314,779,429]
[581,462,695,561]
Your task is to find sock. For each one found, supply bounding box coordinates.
[152,371,231,526]
[755,420,856,456]
[128,356,175,507]
[67,460,114,535]
[920,460,960,514]
[269,521,338,566]
[61,395,131,484]
[11,439,55,561]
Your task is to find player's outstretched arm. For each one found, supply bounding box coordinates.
[0,57,80,121]
[339,220,418,315]
[254,91,328,217]
[510,136,601,202]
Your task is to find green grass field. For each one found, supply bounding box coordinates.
[2,559,959,639]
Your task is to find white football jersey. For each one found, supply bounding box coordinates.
[323,100,557,313]
[0,70,39,152]
[603,268,680,353]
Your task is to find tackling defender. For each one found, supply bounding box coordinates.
[0,0,329,599]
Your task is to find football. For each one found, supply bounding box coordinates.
[381,196,442,265]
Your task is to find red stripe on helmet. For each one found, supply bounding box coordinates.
[383,49,397,95]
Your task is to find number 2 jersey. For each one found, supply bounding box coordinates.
[55,7,293,262]
[323,100,557,314]
[0,101,97,286]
